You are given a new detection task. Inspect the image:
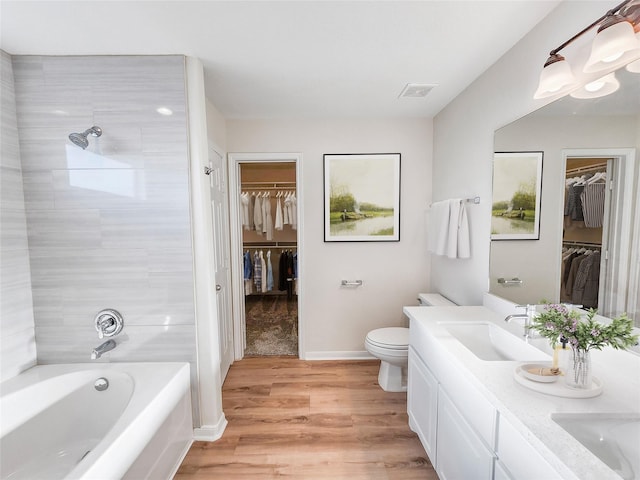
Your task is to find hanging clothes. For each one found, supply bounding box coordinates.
[275,196,284,231]
[260,251,267,294]
[289,194,297,230]
[243,250,253,295]
[565,183,585,222]
[283,194,292,227]
[254,195,263,235]
[293,251,298,295]
[278,250,289,291]
[571,251,601,308]
[580,182,606,228]
[253,251,263,293]
[263,193,274,241]
[266,250,274,292]
[240,193,250,230]
[247,192,255,231]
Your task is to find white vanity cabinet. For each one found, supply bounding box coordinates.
[436,387,495,480]
[407,311,563,480]
[407,347,438,461]
[408,345,496,479]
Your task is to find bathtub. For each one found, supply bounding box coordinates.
[0,362,193,480]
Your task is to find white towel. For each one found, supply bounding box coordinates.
[427,200,450,256]
[428,198,471,259]
[455,200,471,259]
[446,199,461,258]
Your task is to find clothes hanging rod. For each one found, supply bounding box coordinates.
[244,242,297,248]
[563,240,602,248]
[566,163,608,175]
[241,186,297,192]
[241,181,296,186]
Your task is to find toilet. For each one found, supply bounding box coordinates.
[365,327,410,392]
[366,293,457,392]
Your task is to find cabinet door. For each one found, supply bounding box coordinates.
[407,348,438,464]
[436,388,494,480]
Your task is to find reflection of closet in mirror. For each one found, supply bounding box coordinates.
[560,158,611,309]
[239,162,298,357]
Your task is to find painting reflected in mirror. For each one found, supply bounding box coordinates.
[490,67,640,325]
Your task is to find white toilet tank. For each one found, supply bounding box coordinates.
[417,293,457,306]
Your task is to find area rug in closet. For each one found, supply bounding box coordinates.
[244,295,298,356]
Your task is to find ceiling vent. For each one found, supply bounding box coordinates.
[399,83,437,98]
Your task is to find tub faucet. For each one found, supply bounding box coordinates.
[91,339,116,360]
[504,304,536,338]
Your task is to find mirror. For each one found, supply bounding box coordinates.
[490,66,640,325]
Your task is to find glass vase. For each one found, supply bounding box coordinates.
[565,347,592,389]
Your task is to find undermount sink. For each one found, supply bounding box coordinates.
[440,322,549,361]
[552,413,640,480]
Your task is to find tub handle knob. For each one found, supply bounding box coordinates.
[95,309,124,338]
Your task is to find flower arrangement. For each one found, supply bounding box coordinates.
[530,304,638,352]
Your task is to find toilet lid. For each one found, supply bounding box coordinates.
[366,327,409,349]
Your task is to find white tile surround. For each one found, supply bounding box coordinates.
[1,50,37,380]
[6,54,199,422]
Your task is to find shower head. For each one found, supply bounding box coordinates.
[68,126,102,150]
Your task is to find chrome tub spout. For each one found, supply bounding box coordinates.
[91,339,116,360]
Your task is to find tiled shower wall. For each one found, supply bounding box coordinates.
[10,55,199,420]
[1,50,37,381]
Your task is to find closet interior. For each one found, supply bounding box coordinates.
[560,157,610,309]
[240,162,298,357]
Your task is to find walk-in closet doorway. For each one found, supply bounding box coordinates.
[559,148,638,321]
[228,153,304,360]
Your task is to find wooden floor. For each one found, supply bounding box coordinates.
[175,358,438,479]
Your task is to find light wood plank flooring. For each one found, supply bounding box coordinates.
[175,358,437,479]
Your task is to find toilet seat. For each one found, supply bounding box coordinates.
[365,327,409,350]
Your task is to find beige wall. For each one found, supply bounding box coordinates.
[227,118,432,356]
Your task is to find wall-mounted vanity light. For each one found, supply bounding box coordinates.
[534,0,640,99]
[569,72,621,98]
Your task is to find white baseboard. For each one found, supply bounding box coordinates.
[193,414,228,442]
[303,351,376,361]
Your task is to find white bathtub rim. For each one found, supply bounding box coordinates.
[1,369,133,437]
[0,362,192,480]
[66,362,191,480]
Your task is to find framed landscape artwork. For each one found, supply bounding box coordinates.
[323,153,401,242]
[491,151,543,240]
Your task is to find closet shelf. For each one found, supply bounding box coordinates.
[244,241,297,248]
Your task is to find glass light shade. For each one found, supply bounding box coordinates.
[584,19,639,72]
[570,72,620,99]
[534,56,576,99]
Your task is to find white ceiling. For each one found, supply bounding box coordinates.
[0,1,562,119]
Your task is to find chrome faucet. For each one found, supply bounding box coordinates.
[91,339,116,360]
[504,304,536,338]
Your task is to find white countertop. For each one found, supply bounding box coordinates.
[403,305,640,480]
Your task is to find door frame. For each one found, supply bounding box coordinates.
[558,148,637,318]
[227,152,304,360]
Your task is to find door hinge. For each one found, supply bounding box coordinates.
[204,166,213,176]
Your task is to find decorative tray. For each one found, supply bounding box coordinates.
[514,364,603,398]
